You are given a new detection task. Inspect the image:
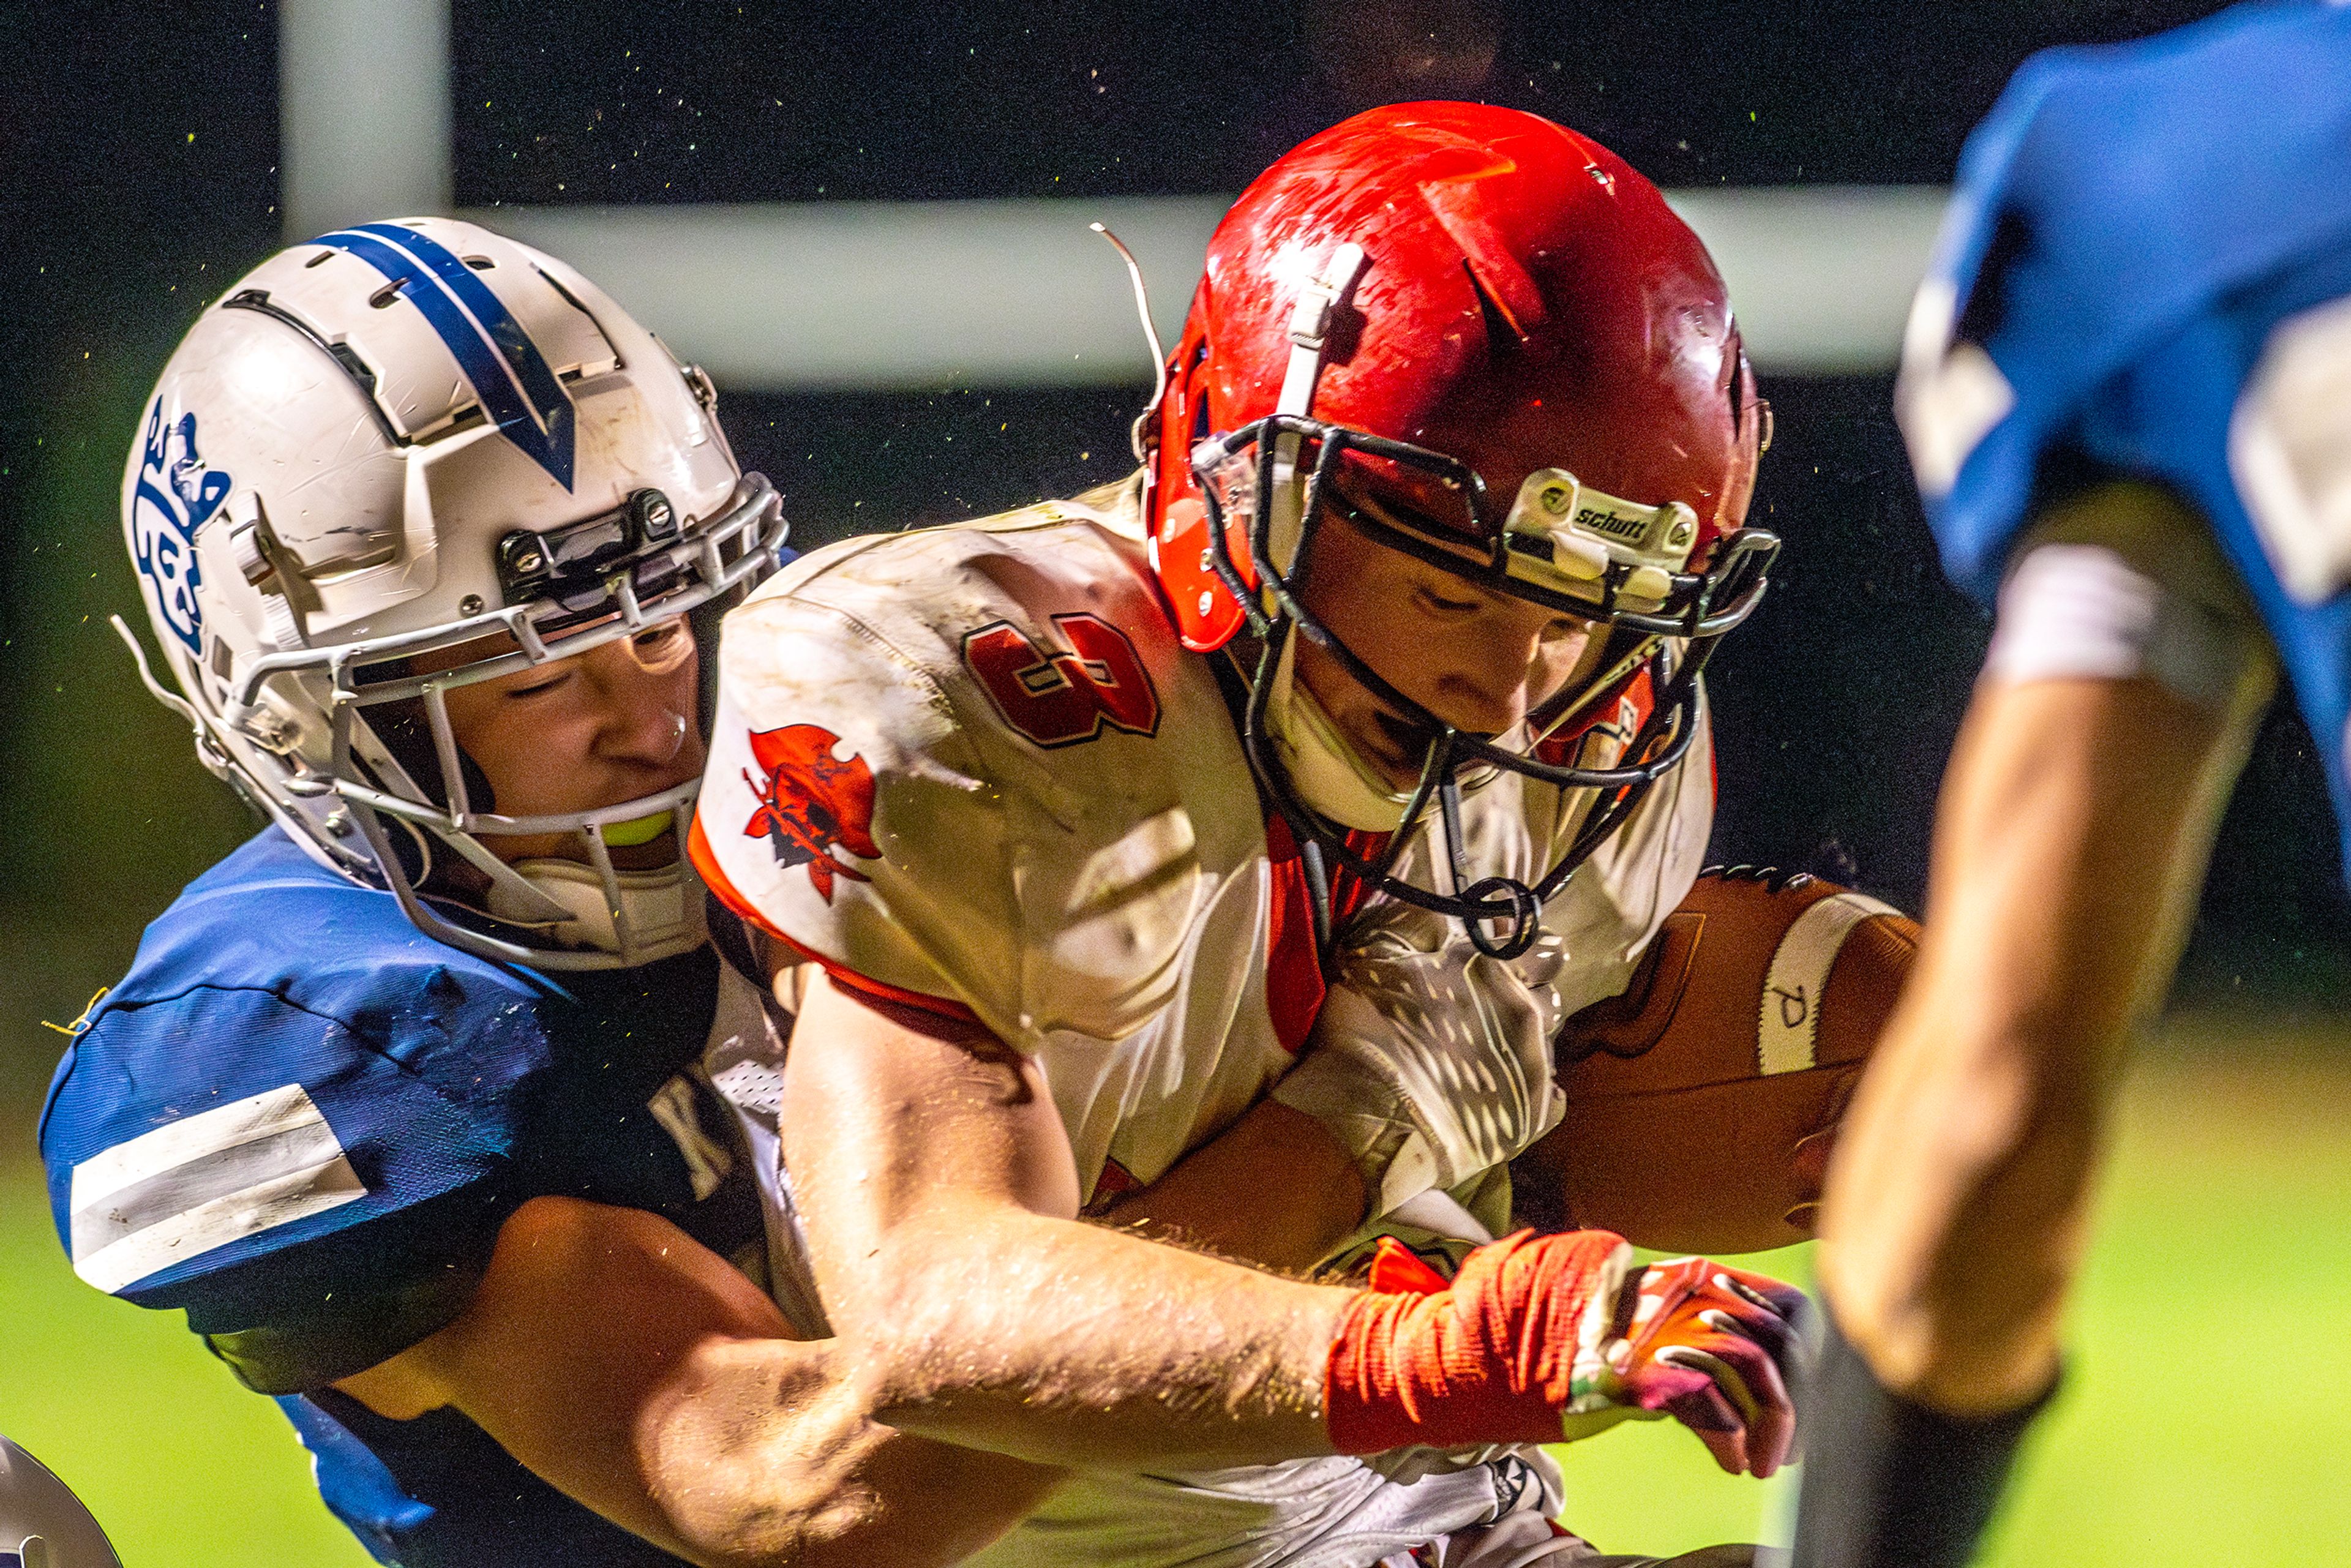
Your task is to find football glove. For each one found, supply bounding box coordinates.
[1274,906,1569,1217]
[1324,1231,1809,1477]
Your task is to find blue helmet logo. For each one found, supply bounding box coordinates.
[129,400,230,655]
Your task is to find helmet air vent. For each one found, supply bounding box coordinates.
[220,289,402,448]
[533,266,623,378]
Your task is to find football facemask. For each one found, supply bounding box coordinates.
[1190,416,1776,960]
[239,480,783,969]
[118,217,791,971]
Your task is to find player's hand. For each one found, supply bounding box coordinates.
[1323,1231,1808,1477]
[1581,1254,1811,1477]
[1275,906,1568,1215]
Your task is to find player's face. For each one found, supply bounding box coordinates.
[1292,500,1600,789]
[426,617,704,864]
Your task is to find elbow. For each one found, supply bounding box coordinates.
[653,1482,887,1568]
[813,1218,1002,1416]
[634,1338,887,1568]
[641,1335,1051,1568]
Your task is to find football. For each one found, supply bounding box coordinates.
[1512,866,1919,1256]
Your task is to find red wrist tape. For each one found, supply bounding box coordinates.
[1322,1228,1630,1454]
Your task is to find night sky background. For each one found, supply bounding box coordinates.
[2,0,2344,1113]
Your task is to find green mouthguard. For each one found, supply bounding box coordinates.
[600,811,675,849]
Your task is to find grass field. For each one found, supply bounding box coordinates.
[6,1011,2350,1566]
[1554,1015,2351,1563]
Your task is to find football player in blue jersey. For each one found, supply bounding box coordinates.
[1790,6,2351,1565]
[41,217,1100,1567]
[54,212,1764,1568]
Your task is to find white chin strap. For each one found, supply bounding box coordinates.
[1262,628,1419,832]
[1262,241,1370,583]
[1257,238,1533,839]
[486,857,706,964]
[1254,239,1414,834]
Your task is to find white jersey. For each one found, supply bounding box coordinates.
[694,473,1715,1566]
[697,473,1712,1201]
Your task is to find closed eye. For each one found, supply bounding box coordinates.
[1413,582,1483,617]
[504,669,572,699]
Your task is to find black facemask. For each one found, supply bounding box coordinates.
[1191,413,1779,959]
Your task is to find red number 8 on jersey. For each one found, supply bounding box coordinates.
[963,613,1162,748]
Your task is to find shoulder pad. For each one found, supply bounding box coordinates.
[697,503,1261,1048]
[41,977,532,1334]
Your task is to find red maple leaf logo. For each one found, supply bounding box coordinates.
[740,724,880,903]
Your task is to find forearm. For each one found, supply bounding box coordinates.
[637,1333,1060,1568]
[1819,668,2263,1411]
[1815,978,2109,1413]
[786,972,1351,1469]
[1099,1099,1368,1273]
[831,1185,1349,1468]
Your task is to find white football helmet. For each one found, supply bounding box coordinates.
[120,217,789,969]
[0,1436,122,1568]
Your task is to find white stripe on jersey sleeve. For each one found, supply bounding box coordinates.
[68,1082,367,1296]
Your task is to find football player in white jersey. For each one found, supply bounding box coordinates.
[694,103,1805,1566]
[72,214,1589,1568]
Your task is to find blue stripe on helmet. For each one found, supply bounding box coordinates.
[350,223,577,438]
[313,225,577,490]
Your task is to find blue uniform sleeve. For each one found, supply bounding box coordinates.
[40,964,550,1391]
[1899,0,2351,604]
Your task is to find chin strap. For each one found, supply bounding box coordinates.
[486,857,706,964]
[1276,242,1369,418]
[1265,243,1370,580]
[1261,625,1420,833]
[1253,242,1403,834]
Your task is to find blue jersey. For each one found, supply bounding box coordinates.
[39,829,800,1566]
[1905,0,2351,863]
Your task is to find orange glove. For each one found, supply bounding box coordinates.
[1324,1231,1809,1476]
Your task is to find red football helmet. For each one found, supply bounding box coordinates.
[1142,102,1777,956]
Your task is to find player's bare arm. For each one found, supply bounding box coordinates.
[1791,16,2351,1559]
[789,967,1806,1478]
[1097,1099,1367,1273]
[322,1002,1393,1564]
[781,962,1365,1292]
[784,969,1349,1467]
[1820,486,2274,1411]
[336,1196,1061,1568]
